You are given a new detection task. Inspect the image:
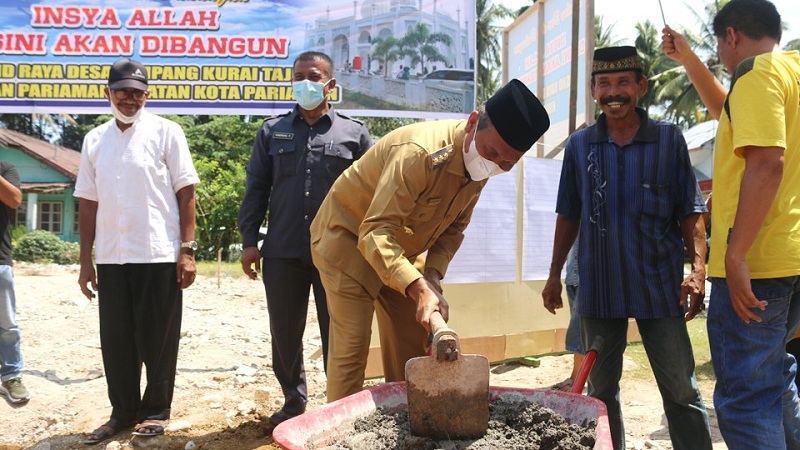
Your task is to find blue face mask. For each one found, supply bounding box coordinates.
[292,79,330,110]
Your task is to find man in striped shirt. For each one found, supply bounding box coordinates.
[542,46,711,450]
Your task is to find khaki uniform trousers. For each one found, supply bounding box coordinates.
[316,260,428,403]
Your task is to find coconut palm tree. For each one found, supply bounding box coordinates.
[653,0,730,128]
[371,36,402,78]
[785,38,800,51]
[476,0,513,103]
[635,20,678,115]
[595,15,623,48]
[398,23,452,76]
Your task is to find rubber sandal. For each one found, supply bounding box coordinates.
[83,418,129,445]
[131,419,166,437]
[548,378,574,392]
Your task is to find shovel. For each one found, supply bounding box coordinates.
[405,311,490,439]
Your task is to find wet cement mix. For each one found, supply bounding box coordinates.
[319,397,597,449]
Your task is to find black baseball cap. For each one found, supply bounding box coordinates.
[108,58,148,91]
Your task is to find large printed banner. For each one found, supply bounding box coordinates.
[0,0,476,117]
[503,0,592,157]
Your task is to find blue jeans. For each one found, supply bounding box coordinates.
[565,284,585,354]
[0,265,22,381]
[708,277,800,450]
[582,316,711,450]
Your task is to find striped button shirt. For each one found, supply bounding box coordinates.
[556,109,706,319]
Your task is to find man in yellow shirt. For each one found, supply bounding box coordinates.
[310,79,550,402]
[662,1,800,448]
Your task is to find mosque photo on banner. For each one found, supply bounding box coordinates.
[0,0,476,119]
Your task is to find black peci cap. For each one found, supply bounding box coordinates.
[485,79,550,152]
[591,46,644,75]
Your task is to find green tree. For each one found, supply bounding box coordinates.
[653,0,730,128]
[476,0,513,104]
[56,114,108,151]
[358,117,419,140]
[1,112,109,151]
[635,20,678,115]
[183,115,261,160]
[785,38,800,51]
[0,114,54,141]
[183,115,261,260]
[595,15,623,48]
[193,156,246,261]
[371,36,402,77]
[398,23,452,74]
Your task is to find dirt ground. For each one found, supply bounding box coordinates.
[0,263,728,450]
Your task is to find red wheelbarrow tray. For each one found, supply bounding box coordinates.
[272,381,613,449]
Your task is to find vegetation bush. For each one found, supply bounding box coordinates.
[55,241,80,265]
[10,224,28,245]
[14,230,79,264]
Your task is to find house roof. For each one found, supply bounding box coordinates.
[21,182,74,194]
[684,120,717,150]
[0,127,81,180]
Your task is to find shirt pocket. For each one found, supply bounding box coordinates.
[267,140,299,177]
[321,143,355,181]
[396,198,442,255]
[407,198,441,225]
[640,181,670,220]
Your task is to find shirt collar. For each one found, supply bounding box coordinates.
[590,107,658,145]
[113,109,148,132]
[446,120,488,185]
[445,120,469,178]
[289,104,335,126]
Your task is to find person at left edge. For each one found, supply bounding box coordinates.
[310,79,550,403]
[75,57,200,445]
[238,51,372,428]
[0,161,29,405]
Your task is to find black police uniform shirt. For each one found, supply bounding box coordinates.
[238,105,372,260]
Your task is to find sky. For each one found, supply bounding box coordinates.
[502,0,800,46]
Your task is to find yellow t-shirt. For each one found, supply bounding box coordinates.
[709,50,800,278]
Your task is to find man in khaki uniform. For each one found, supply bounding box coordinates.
[310,79,550,402]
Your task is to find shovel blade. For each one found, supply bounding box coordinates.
[406,354,490,439]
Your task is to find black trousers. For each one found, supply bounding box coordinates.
[97,263,182,424]
[262,257,329,415]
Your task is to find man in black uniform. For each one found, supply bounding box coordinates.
[238,51,372,428]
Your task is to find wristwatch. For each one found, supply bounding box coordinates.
[180,241,198,251]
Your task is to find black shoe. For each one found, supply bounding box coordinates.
[262,410,300,436]
[267,410,297,426]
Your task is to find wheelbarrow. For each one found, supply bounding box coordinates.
[272,381,612,449]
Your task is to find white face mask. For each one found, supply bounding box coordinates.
[463,126,504,181]
[292,79,330,110]
[110,100,143,125]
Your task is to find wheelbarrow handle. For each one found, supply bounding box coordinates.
[571,335,604,394]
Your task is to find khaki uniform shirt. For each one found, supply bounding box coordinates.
[310,119,486,297]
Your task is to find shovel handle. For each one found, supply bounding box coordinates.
[430,310,448,333]
[429,311,460,361]
[571,335,604,394]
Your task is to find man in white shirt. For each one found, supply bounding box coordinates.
[74,58,200,445]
